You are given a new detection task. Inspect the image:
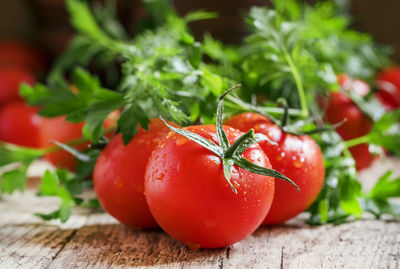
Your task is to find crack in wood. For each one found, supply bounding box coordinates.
[225,246,230,259]
[46,229,77,268]
[280,246,285,269]
[217,256,224,269]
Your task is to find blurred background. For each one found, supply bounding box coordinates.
[0,0,399,62]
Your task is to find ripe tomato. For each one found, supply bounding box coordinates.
[40,114,117,171]
[145,125,275,249]
[375,66,400,110]
[337,73,370,97]
[93,119,176,229]
[324,91,374,170]
[0,68,35,105]
[39,117,85,170]
[0,101,42,147]
[0,41,47,77]
[225,113,324,225]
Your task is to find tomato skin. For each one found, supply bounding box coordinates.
[337,73,370,97]
[0,69,35,105]
[39,115,116,171]
[93,119,175,229]
[145,125,274,248]
[324,92,374,170]
[0,41,47,76]
[0,101,42,147]
[376,66,400,110]
[39,117,85,170]
[225,113,325,225]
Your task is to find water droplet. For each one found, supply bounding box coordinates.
[155,173,165,180]
[232,179,241,190]
[293,158,303,168]
[175,137,187,145]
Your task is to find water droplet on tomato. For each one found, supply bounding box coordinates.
[175,137,187,146]
[155,173,165,180]
[232,179,241,190]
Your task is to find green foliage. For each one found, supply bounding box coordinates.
[307,131,363,225]
[35,168,97,223]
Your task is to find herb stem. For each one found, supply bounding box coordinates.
[283,49,309,118]
[226,95,303,117]
[42,126,117,154]
[344,135,369,148]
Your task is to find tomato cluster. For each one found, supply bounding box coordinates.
[93,112,324,249]
[322,74,376,170]
[0,41,103,171]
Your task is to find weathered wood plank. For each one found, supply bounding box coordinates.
[0,189,90,269]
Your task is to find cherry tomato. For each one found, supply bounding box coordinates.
[337,73,370,97]
[145,125,275,249]
[375,66,400,110]
[39,115,117,171]
[324,91,374,170]
[0,101,42,147]
[0,68,35,105]
[93,119,176,229]
[0,41,47,77]
[225,113,324,225]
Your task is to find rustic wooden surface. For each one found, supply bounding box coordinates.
[1,158,400,269]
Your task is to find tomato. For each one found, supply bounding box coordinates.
[93,119,176,229]
[324,91,374,170]
[375,66,400,110]
[145,125,275,249]
[39,116,85,170]
[0,69,35,105]
[337,73,370,97]
[0,41,47,76]
[0,101,42,147]
[225,113,324,225]
[40,114,117,171]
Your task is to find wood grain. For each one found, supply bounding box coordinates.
[0,158,399,268]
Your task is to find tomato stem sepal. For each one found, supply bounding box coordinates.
[160,85,299,194]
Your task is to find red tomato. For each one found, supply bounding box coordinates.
[225,113,324,225]
[376,66,400,110]
[337,73,370,97]
[324,92,374,170]
[0,101,42,147]
[93,119,176,229]
[0,69,35,105]
[0,41,47,76]
[145,125,275,249]
[40,115,117,171]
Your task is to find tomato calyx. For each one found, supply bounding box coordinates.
[161,85,299,194]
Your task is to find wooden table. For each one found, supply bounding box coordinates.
[1,158,400,269]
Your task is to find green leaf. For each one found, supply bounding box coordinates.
[118,104,150,145]
[82,91,123,142]
[201,67,223,96]
[368,171,400,200]
[39,170,60,196]
[184,10,218,22]
[0,167,28,194]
